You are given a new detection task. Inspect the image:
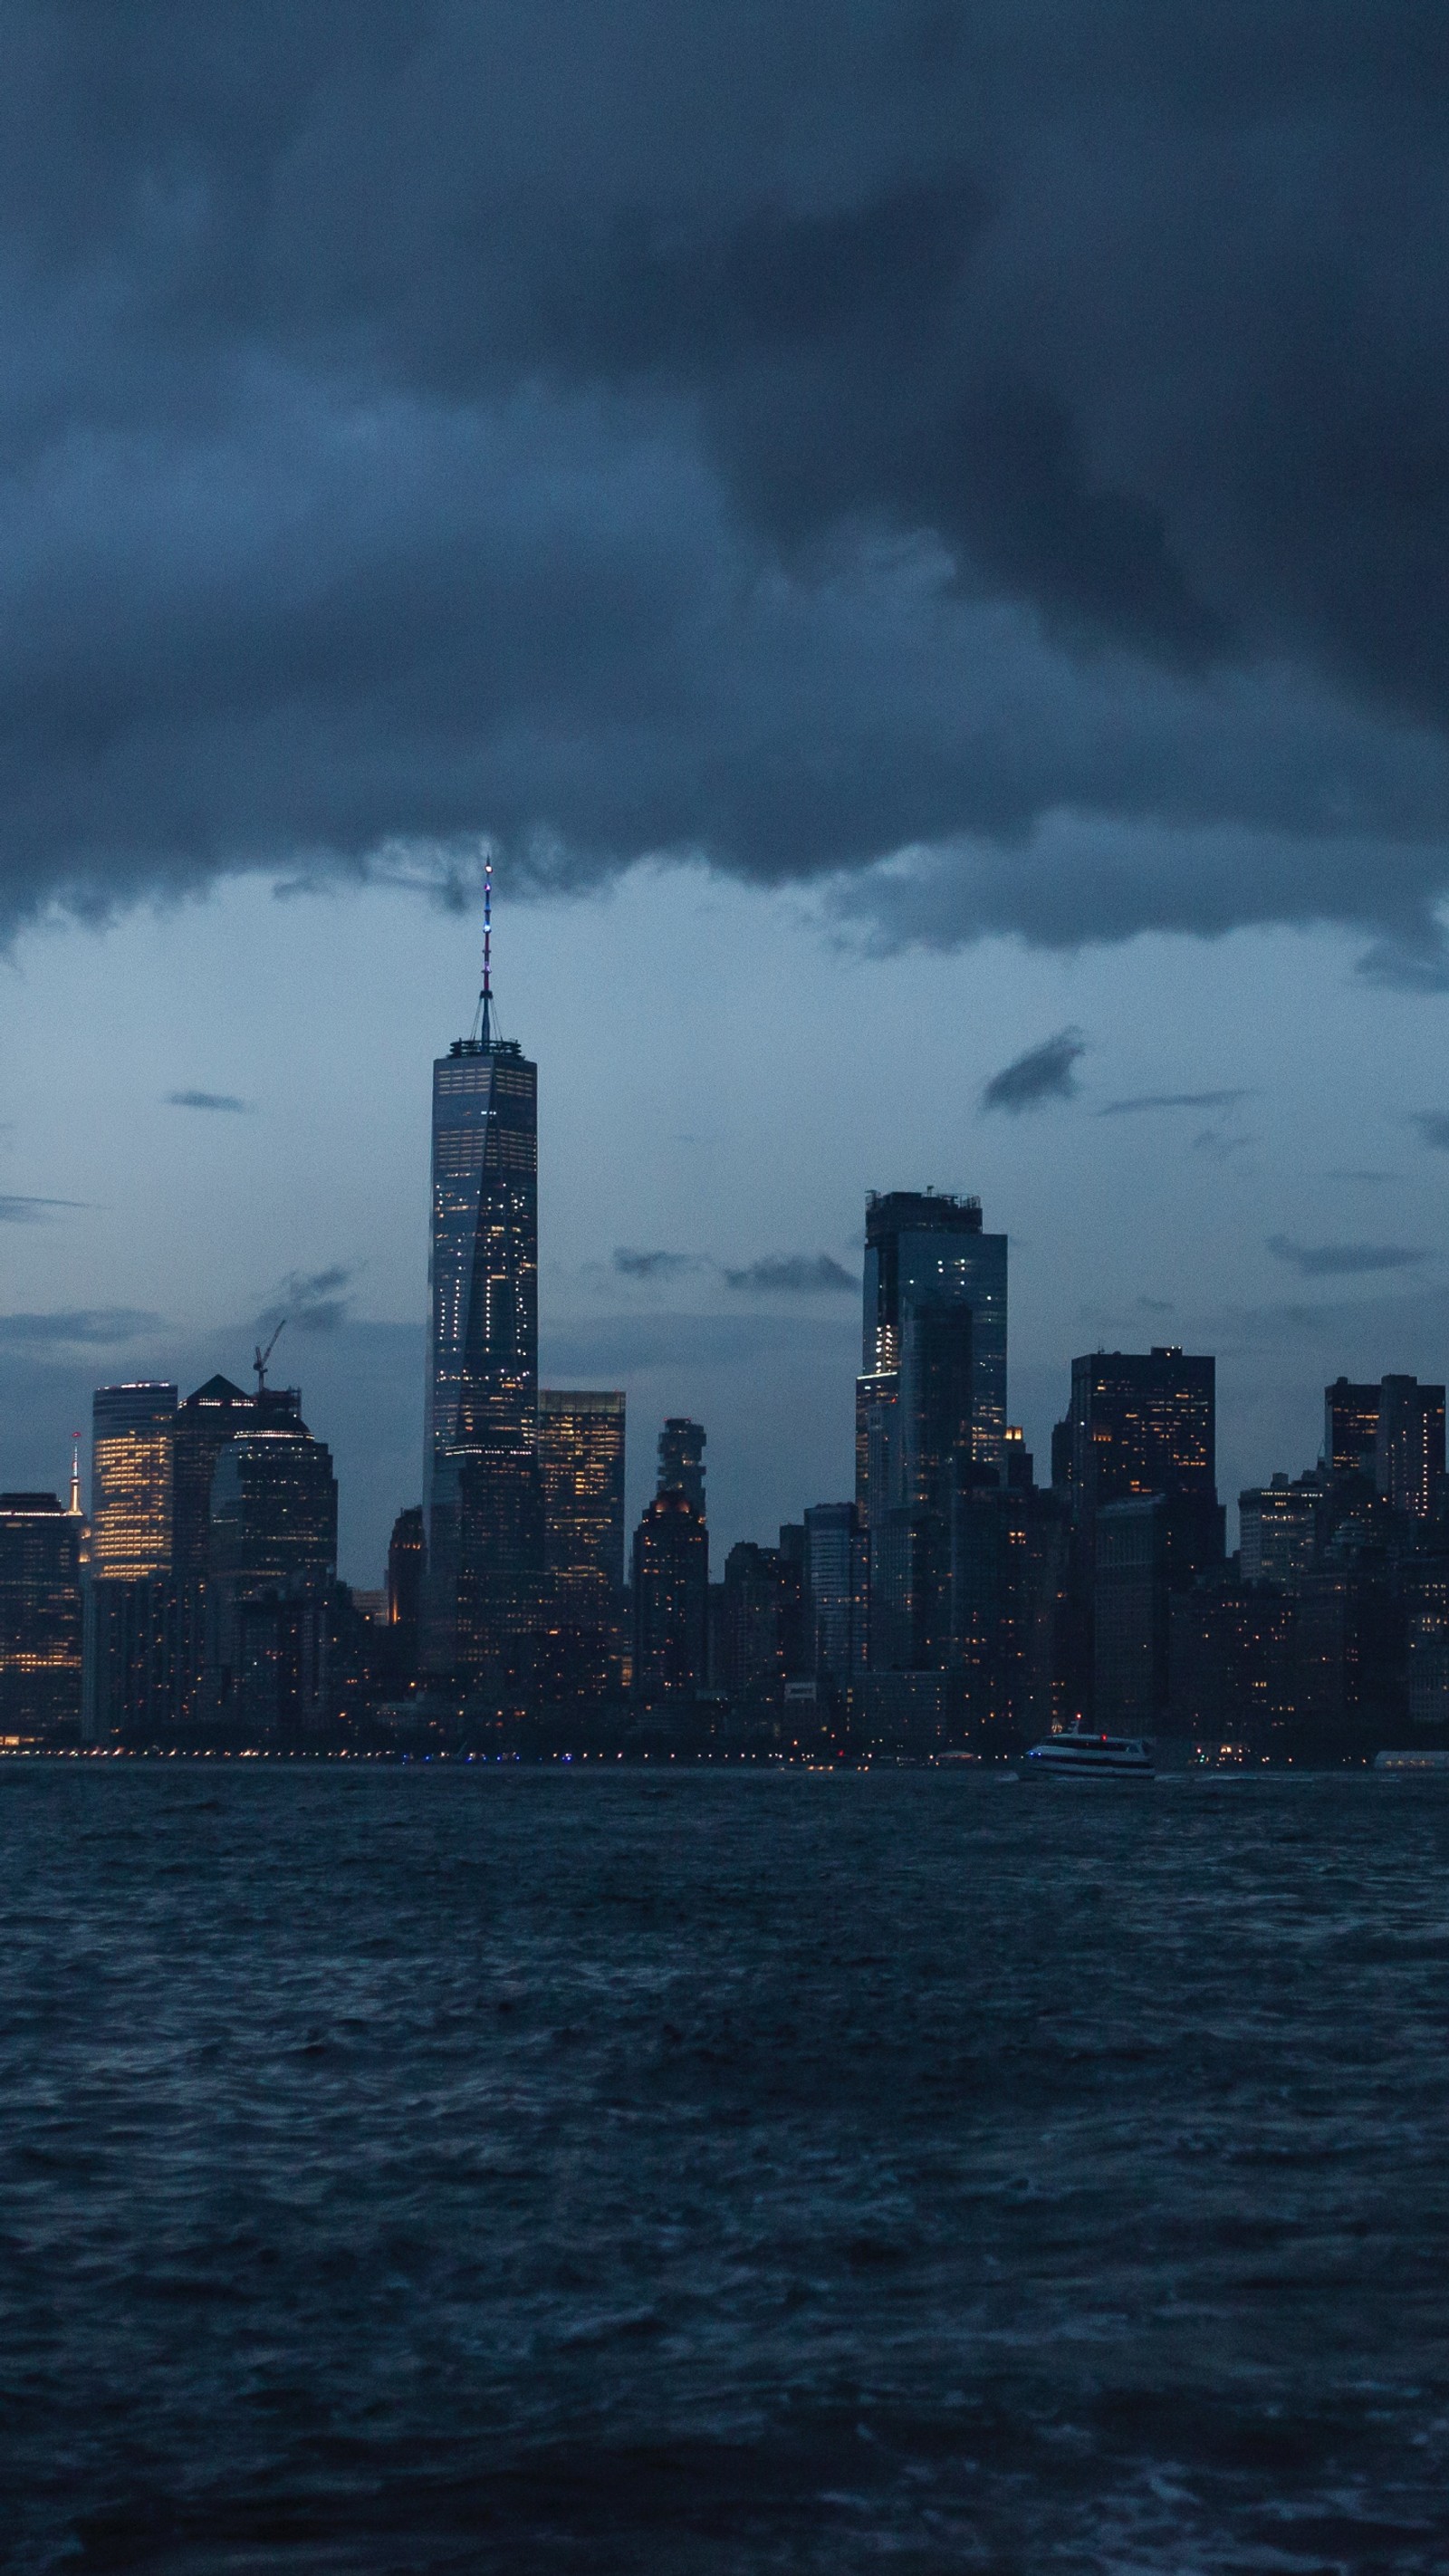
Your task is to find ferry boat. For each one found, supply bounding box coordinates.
[1023,1723,1155,1782]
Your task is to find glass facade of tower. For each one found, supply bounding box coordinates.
[90,1382,178,1580]
[862,1193,1007,1475]
[424,1033,540,1673]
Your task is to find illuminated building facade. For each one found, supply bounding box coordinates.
[1064,1347,1216,1515]
[90,1381,177,1579]
[1239,1473,1319,1585]
[0,1493,82,1739]
[422,900,541,1677]
[539,1390,627,1590]
[83,1381,178,1741]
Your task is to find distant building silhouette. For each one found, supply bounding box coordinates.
[386,1505,424,1677]
[206,1413,338,1737]
[1324,1378,1381,1479]
[657,1418,705,1516]
[171,1373,273,1725]
[632,1422,708,1697]
[802,1502,866,1690]
[0,1493,82,1741]
[632,1491,708,1697]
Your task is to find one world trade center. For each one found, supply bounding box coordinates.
[423,870,542,1677]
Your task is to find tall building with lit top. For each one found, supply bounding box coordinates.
[90,1382,177,1579]
[423,872,542,1677]
[539,1390,627,1591]
[82,1382,178,1742]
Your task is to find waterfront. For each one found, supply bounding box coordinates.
[5,1765,1449,2571]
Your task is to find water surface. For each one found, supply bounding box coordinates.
[4,1764,1448,2571]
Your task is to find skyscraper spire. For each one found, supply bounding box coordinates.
[67,1432,82,1518]
[478,855,494,1049]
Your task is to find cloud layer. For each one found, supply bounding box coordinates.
[981,1028,1086,1114]
[5,6,1449,968]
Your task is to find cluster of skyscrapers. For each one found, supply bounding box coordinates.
[4,935,1448,1759]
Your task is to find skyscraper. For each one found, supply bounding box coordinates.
[171,1372,269,1725]
[1064,1348,1216,1516]
[632,1492,708,1697]
[1375,1376,1445,1519]
[83,1382,178,1742]
[1324,1378,1381,1479]
[539,1391,627,1590]
[632,1418,709,1697]
[423,869,542,1677]
[206,1415,338,1737]
[0,1492,82,1740]
[90,1382,177,1580]
[862,1191,1007,1474]
[657,1418,705,1516]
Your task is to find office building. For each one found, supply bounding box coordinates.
[539,1390,627,1590]
[385,1505,424,1678]
[1375,1376,1444,1519]
[863,1191,1007,1475]
[423,884,542,1677]
[0,1493,82,1739]
[1324,1379,1381,1479]
[83,1381,178,1742]
[1239,1473,1319,1586]
[657,1418,705,1516]
[949,1474,1071,1743]
[170,1373,272,1725]
[1094,1490,1226,1728]
[632,1489,708,1697]
[207,1416,338,1736]
[719,1540,803,1701]
[90,1382,177,1580]
[802,1502,866,1690]
[1064,1348,1215,1517]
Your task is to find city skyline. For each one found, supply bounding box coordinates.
[7,872,1449,1585]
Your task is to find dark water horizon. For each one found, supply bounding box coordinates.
[5,1764,1449,2573]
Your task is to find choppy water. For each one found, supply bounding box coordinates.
[5,1764,1449,2573]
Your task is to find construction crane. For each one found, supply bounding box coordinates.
[254,1319,285,1393]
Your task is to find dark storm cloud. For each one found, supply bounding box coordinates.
[0,1308,159,1344]
[722,1254,857,1295]
[1266,1236,1427,1279]
[981,1029,1085,1114]
[1100,1089,1252,1118]
[0,1196,87,1222]
[7,5,1449,962]
[1411,1112,1449,1152]
[612,1248,696,1280]
[166,1090,253,1113]
[257,1265,355,1336]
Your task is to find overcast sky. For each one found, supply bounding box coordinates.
[5,3,1449,1579]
